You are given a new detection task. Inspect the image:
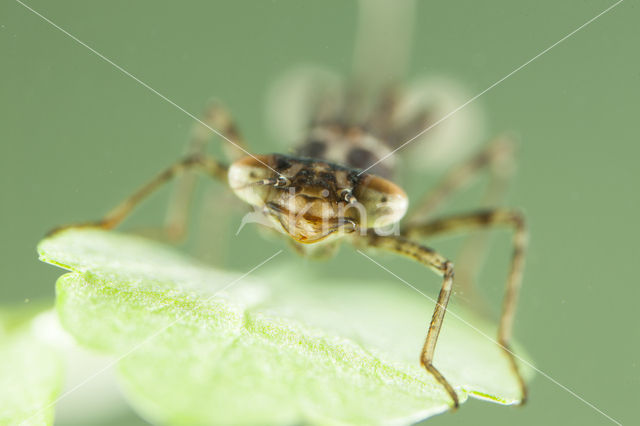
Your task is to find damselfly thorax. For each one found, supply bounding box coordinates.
[296,123,397,179]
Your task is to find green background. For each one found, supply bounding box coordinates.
[1,1,637,425]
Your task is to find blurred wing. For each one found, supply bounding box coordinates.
[266,1,414,146]
[266,1,483,173]
[395,77,485,173]
[265,65,344,149]
[351,1,485,173]
[351,0,415,94]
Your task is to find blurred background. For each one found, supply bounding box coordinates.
[1,0,637,425]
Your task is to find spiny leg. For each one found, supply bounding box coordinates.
[406,136,515,224]
[49,154,228,236]
[187,101,249,160]
[401,209,528,404]
[359,232,459,408]
[165,102,246,240]
[406,136,516,307]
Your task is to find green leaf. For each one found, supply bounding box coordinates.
[0,307,63,426]
[38,229,533,425]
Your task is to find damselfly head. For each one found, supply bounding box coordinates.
[228,154,408,243]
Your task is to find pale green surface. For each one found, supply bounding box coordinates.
[0,308,63,426]
[39,229,531,425]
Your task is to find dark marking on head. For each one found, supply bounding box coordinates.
[275,156,291,171]
[347,170,362,188]
[319,171,336,185]
[347,147,377,170]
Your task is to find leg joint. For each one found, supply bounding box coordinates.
[506,209,526,230]
[442,260,455,278]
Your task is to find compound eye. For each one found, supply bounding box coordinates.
[228,155,275,206]
[354,175,408,229]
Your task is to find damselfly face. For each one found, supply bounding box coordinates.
[228,154,408,244]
